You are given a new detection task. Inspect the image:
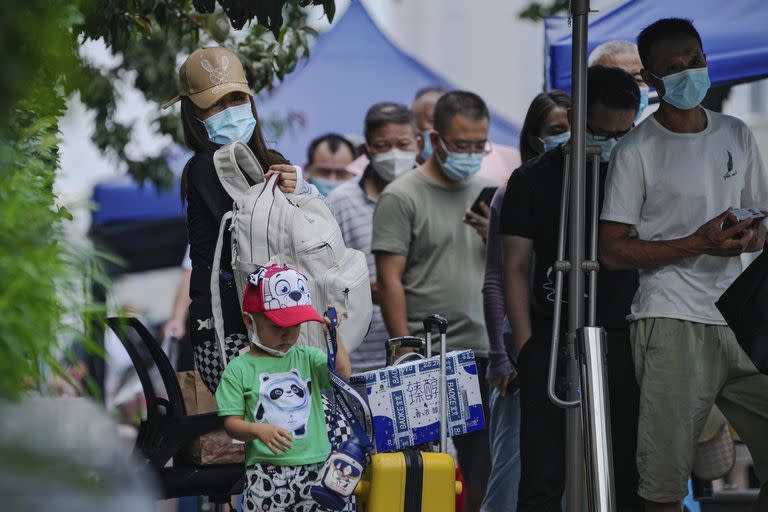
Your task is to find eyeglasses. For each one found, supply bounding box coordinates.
[586,124,631,141]
[439,137,492,155]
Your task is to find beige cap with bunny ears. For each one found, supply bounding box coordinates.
[162,46,252,110]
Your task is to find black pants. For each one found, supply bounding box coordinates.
[516,326,641,512]
[453,356,492,489]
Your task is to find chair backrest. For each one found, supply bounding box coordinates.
[106,317,186,419]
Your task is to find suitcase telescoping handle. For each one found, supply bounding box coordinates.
[384,336,425,366]
[422,314,449,453]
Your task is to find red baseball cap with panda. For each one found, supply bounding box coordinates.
[242,265,323,327]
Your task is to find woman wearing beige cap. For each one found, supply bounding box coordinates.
[164,46,306,394]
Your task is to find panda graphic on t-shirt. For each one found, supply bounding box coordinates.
[255,369,312,438]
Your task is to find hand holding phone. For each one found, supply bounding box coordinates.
[470,186,498,216]
[723,208,766,235]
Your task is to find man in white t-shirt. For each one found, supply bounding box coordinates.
[599,18,768,511]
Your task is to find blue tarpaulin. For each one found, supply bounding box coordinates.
[89,146,190,272]
[91,176,183,224]
[257,0,519,164]
[546,0,768,92]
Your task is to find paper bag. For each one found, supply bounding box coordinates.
[177,370,244,465]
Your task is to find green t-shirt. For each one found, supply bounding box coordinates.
[371,168,491,357]
[215,344,332,466]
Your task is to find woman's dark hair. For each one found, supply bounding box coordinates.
[519,90,571,162]
[180,96,288,201]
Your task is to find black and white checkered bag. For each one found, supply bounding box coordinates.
[193,333,249,394]
[322,393,355,450]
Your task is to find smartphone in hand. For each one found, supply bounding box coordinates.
[470,186,498,216]
[723,207,766,237]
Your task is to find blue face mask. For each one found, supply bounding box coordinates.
[437,138,484,182]
[585,133,618,163]
[312,178,339,197]
[540,131,571,152]
[636,87,649,122]
[201,103,257,145]
[420,130,433,160]
[654,66,710,110]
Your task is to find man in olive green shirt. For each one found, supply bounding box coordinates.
[372,90,494,512]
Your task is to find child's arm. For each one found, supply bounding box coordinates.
[222,416,293,455]
[336,331,352,380]
[325,315,352,380]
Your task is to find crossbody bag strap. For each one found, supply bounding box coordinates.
[325,307,373,451]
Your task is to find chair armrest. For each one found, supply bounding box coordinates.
[143,412,227,469]
[177,412,226,439]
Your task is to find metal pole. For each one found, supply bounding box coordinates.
[567,0,590,509]
[587,153,601,328]
[548,152,579,409]
[579,326,615,510]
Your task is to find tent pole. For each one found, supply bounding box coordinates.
[566,0,589,510]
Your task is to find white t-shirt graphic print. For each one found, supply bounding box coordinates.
[601,109,768,324]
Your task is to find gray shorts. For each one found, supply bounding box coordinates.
[630,318,768,502]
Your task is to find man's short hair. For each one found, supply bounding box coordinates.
[588,40,638,66]
[587,65,641,114]
[306,133,357,165]
[413,86,447,102]
[637,18,703,69]
[433,91,489,134]
[364,102,414,142]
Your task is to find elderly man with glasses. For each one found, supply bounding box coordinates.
[372,90,495,512]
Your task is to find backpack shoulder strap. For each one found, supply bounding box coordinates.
[213,141,265,199]
[211,210,233,367]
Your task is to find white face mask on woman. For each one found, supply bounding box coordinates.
[370,148,417,182]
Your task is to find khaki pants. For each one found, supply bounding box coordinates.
[630,318,768,502]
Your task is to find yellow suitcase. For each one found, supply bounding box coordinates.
[355,316,463,512]
[355,450,461,512]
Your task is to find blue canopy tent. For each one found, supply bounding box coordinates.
[257,0,519,164]
[545,0,768,92]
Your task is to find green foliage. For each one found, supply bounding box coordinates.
[518,0,570,21]
[76,0,333,186]
[0,1,84,399]
[0,0,335,399]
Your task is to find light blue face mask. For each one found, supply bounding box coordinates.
[636,87,649,122]
[654,66,710,110]
[540,131,571,152]
[437,138,484,181]
[201,103,257,145]
[312,178,339,197]
[420,130,433,160]
[585,133,618,163]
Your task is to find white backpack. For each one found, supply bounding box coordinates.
[210,141,372,360]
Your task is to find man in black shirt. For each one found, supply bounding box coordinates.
[501,66,642,511]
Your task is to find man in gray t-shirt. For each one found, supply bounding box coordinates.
[372,90,494,512]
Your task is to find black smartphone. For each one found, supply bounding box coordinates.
[470,186,498,216]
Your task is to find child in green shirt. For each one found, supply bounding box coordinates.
[216,264,351,512]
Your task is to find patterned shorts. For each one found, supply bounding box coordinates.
[243,462,356,512]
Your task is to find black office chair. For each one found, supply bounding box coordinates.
[107,317,244,507]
